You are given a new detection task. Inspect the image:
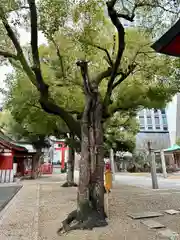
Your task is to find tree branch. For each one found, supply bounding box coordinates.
[117,3,136,22]
[0,50,18,59]
[50,37,65,79]
[0,1,81,139]
[112,63,136,89]
[117,1,178,23]
[103,1,125,106]
[92,67,112,85]
[108,0,118,8]
[136,2,179,15]
[76,60,93,96]
[109,106,137,116]
[112,34,116,58]
[27,1,81,135]
[112,45,151,90]
[40,98,81,139]
[26,102,42,110]
[79,40,113,67]
[0,5,36,85]
[27,0,48,94]
[6,6,30,15]
[103,105,136,120]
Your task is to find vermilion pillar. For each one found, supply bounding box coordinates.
[55,142,68,170]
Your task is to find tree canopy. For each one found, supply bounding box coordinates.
[104,112,139,153]
[0,110,51,149]
[0,0,179,141]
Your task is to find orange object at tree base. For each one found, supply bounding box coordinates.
[104,169,112,192]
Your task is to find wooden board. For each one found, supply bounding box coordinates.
[165,209,180,215]
[128,211,163,219]
[141,219,165,229]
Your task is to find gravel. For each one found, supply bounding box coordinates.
[38,183,180,240]
[1,175,180,240]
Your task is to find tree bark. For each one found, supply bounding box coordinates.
[58,68,107,233]
[31,150,41,179]
[61,146,77,187]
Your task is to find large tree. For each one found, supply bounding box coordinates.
[0,0,179,233]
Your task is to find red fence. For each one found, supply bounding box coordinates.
[40,163,53,174]
[24,163,53,176]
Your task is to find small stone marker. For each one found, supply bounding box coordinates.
[165,209,180,215]
[158,229,179,239]
[141,219,165,229]
[128,211,163,219]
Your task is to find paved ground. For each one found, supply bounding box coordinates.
[1,174,180,239]
[0,185,22,212]
[115,173,180,189]
[75,170,180,189]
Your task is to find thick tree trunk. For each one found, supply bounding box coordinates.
[31,150,41,179]
[58,83,107,234]
[77,94,105,219]
[31,155,36,179]
[61,146,77,187]
[67,146,75,183]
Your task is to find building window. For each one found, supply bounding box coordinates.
[155,116,160,125]
[161,109,166,114]
[162,116,167,125]
[156,126,160,130]
[147,116,153,130]
[154,109,158,113]
[140,125,145,130]
[147,116,152,125]
[163,126,168,130]
[139,116,145,124]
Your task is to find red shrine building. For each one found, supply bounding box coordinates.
[151,18,180,57]
[0,131,28,183]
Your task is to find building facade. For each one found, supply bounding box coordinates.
[136,108,171,152]
[166,93,180,146]
[138,108,168,132]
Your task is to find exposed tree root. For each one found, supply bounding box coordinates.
[61,182,78,187]
[57,209,108,235]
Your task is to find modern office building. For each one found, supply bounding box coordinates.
[138,109,168,132]
[136,108,171,152]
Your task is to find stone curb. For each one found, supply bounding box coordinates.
[0,184,23,222]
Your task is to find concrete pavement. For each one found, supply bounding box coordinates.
[74,170,180,190]
[115,172,180,189]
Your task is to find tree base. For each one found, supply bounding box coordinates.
[61,182,78,187]
[103,186,111,194]
[57,208,108,235]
